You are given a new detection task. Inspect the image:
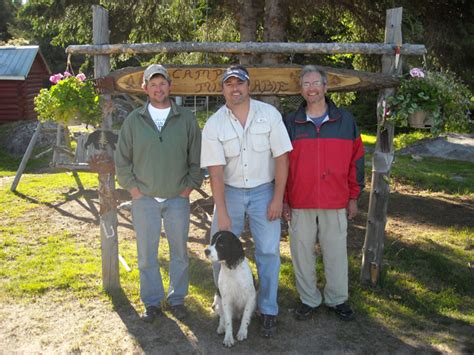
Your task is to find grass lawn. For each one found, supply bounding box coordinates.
[0,130,473,352]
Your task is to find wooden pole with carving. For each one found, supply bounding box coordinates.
[92,5,120,291]
[360,7,403,286]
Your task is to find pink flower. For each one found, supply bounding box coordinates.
[63,71,72,78]
[49,73,63,84]
[409,68,425,78]
[76,73,86,82]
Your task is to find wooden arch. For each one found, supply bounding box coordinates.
[63,5,423,291]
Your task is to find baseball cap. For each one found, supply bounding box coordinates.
[143,64,171,84]
[222,67,250,83]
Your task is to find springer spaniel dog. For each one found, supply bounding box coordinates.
[205,231,257,348]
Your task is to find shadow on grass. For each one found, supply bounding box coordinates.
[13,189,100,223]
[107,247,441,353]
[10,174,472,351]
[108,287,210,353]
[12,188,135,232]
[383,235,474,310]
[346,229,474,353]
[388,189,474,229]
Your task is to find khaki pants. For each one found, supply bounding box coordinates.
[289,208,348,307]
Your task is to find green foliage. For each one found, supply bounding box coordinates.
[0,0,17,42]
[34,74,101,127]
[387,69,473,135]
[360,132,377,147]
[195,110,214,129]
[393,131,432,150]
[391,155,474,195]
[9,0,474,96]
[348,91,378,132]
[329,91,356,107]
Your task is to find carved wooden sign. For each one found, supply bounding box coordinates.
[104,65,397,95]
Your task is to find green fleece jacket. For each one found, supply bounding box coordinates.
[115,100,203,198]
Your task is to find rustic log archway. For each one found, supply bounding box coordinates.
[62,5,422,291]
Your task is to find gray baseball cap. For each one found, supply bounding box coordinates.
[143,64,171,84]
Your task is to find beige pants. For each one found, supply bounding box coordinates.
[289,208,348,307]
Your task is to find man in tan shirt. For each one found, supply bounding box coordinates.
[201,65,292,338]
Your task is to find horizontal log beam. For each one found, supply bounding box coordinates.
[50,162,91,172]
[66,41,426,56]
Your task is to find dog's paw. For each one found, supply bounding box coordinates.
[223,334,235,348]
[217,324,225,334]
[236,328,248,341]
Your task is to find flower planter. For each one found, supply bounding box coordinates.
[34,72,101,128]
[408,111,434,129]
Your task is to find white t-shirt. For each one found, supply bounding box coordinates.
[201,99,292,188]
[148,104,171,132]
[147,103,171,202]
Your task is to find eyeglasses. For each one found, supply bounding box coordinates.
[302,81,325,88]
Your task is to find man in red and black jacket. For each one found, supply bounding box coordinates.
[283,65,365,322]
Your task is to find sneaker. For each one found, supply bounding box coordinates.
[260,314,277,338]
[294,302,318,321]
[141,305,161,323]
[328,302,355,321]
[170,304,188,320]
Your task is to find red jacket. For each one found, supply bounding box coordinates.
[284,99,365,209]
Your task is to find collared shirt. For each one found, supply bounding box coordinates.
[201,99,292,188]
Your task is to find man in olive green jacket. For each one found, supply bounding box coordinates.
[115,64,202,323]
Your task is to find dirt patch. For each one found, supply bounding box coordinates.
[1,176,473,353]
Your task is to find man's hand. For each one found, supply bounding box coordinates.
[179,187,193,198]
[130,187,144,200]
[267,198,283,221]
[218,212,232,231]
[283,202,292,221]
[347,199,358,220]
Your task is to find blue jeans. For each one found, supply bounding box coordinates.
[211,182,281,315]
[132,195,190,308]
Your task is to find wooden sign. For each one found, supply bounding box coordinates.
[104,65,398,96]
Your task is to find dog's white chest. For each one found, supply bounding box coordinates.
[218,260,255,311]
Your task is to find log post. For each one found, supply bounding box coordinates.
[360,7,403,286]
[93,5,120,291]
[10,122,43,192]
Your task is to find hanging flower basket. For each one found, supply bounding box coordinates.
[34,72,101,127]
[407,111,434,129]
[386,68,473,135]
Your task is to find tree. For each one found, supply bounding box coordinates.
[0,0,16,42]
[236,0,260,65]
[12,0,474,89]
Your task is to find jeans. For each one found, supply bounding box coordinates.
[132,195,190,308]
[211,182,281,315]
